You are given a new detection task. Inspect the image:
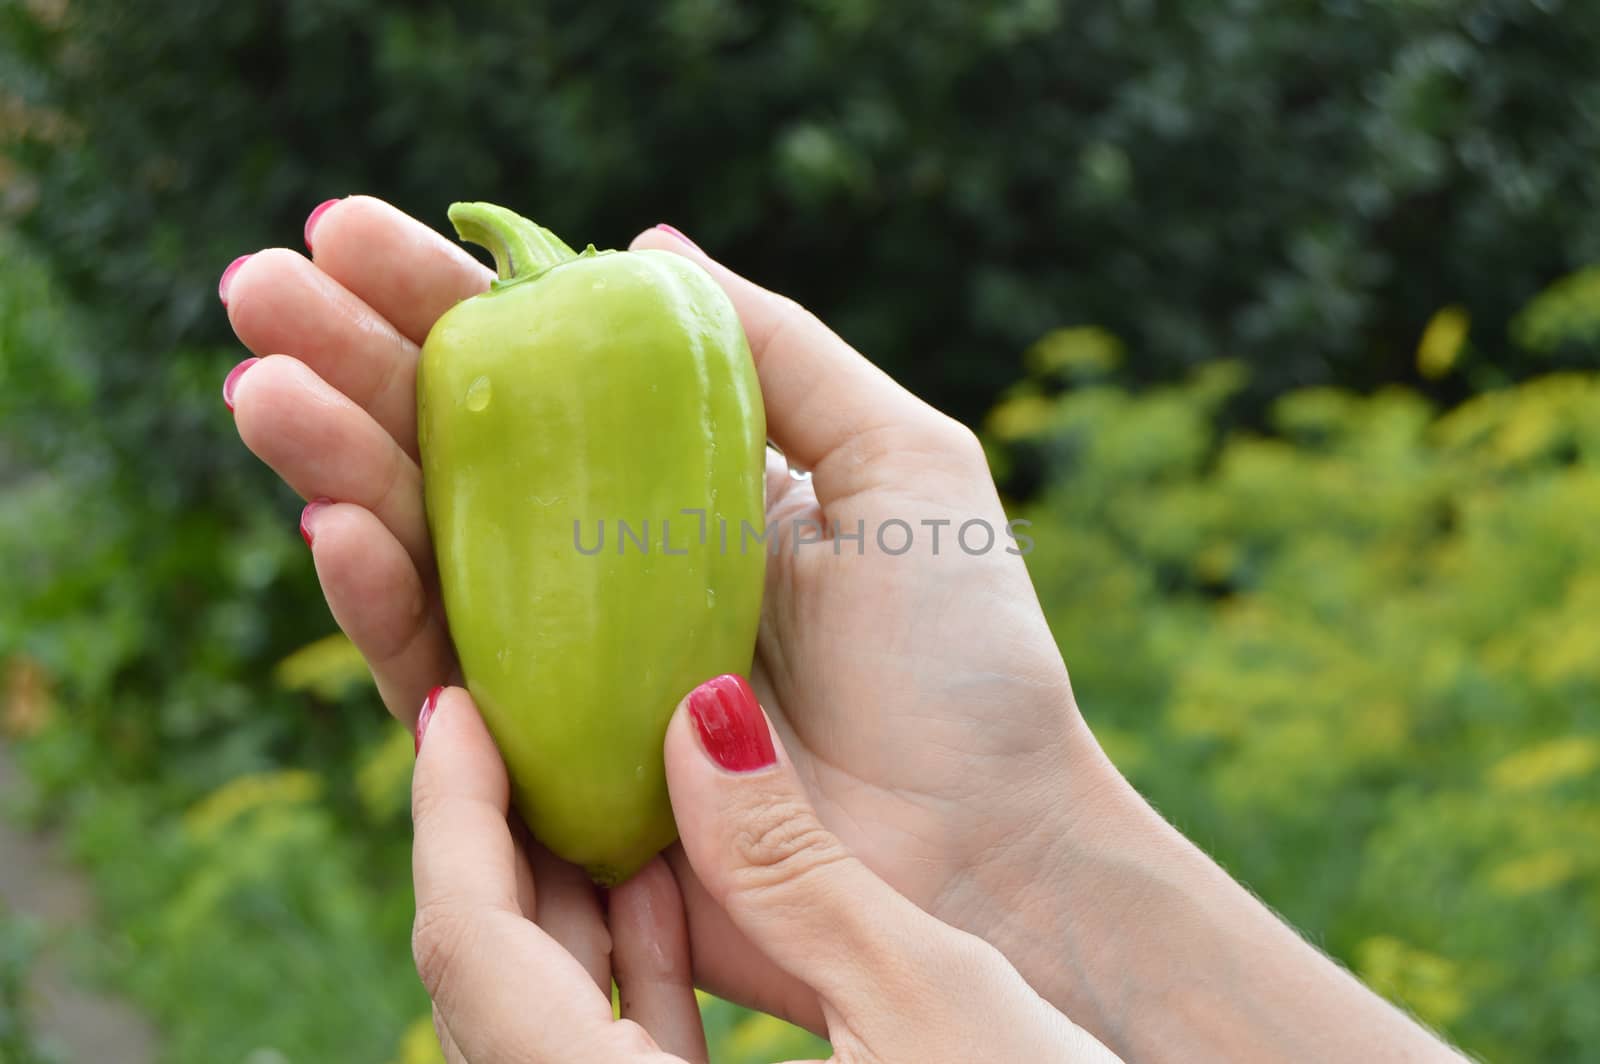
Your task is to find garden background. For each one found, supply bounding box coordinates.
[3,1,1599,1061]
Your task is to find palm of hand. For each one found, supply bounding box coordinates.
[755,455,1074,906]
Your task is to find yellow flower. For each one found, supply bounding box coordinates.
[356,724,421,820]
[986,394,1057,440]
[1488,850,1578,897]
[1416,306,1470,380]
[390,1016,445,1064]
[1487,736,1600,793]
[1025,325,1125,378]
[183,771,322,838]
[1356,935,1468,1026]
[275,632,373,699]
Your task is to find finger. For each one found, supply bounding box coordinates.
[663,675,942,1008]
[764,445,822,532]
[299,501,455,727]
[229,355,434,579]
[412,686,528,941]
[630,226,973,509]
[433,1004,468,1064]
[660,845,826,1036]
[222,247,423,457]
[610,858,708,1064]
[526,839,612,995]
[308,195,493,345]
[665,677,1123,1064]
[412,687,622,1060]
[764,445,792,511]
[509,818,540,918]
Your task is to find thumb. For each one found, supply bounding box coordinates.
[664,675,1125,1063]
[662,674,946,1008]
[630,225,982,514]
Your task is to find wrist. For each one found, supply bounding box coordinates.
[933,714,1150,1025]
[949,720,1466,1063]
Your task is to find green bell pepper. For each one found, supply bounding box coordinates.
[418,202,766,885]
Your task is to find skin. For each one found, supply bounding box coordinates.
[412,683,1120,1062]
[223,196,1467,1061]
[419,205,766,884]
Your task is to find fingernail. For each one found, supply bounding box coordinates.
[222,357,260,412]
[416,685,445,754]
[304,198,340,251]
[654,223,701,252]
[300,497,333,548]
[687,674,775,773]
[218,254,250,306]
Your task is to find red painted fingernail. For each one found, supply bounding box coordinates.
[304,198,340,251]
[218,254,250,306]
[654,223,701,252]
[222,357,259,412]
[416,685,445,754]
[687,674,775,773]
[300,497,333,547]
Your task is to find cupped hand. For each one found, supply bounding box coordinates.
[221,197,1116,1031]
[411,681,1118,1063]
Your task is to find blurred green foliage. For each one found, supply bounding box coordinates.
[993,289,1600,1062]
[0,906,64,1064]
[6,0,1600,421]
[9,229,1600,1061]
[3,1,1600,1062]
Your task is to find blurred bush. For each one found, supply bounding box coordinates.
[991,267,1600,1062]
[4,2,1600,1062]
[5,0,1600,423]
[0,905,64,1064]
[7,231,1600,1061]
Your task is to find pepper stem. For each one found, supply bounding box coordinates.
[447,202,578,284]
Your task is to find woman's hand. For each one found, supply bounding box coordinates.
[223,198,1466,1062]
[411,681,1118,1063]
[221,196,1114,1030]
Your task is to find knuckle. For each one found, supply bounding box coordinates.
[409,771,443,825]
[410,902,473,1001]
[929,414,986,465]
[367,589,434,676]
[770,291,813,326]
[727,799,850,903]
[369,339,409,414]
[857,412,983,472]
[372,437,414,521]
[607,1019,661,1057]
[754,293,812,358]
[928,925,1019,993]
